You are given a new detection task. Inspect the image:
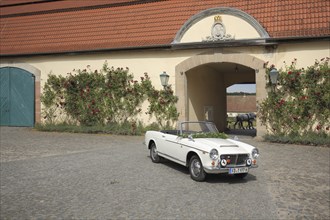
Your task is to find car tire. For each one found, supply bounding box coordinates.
[189,155,206,182]
[234,173,248,179]
[150,142,161,163]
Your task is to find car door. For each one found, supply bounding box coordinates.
[163,135,187,166]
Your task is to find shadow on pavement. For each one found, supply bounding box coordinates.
[225,129,256,137]
[206,173,257,184]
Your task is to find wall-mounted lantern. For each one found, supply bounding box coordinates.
[269,68,279,85]
[159,71,169,89]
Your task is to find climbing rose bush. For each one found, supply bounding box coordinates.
[41,61,179,127]
[259,58,330,136]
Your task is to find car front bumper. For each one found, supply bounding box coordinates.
[203,164,258,174]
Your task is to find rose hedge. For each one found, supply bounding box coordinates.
[41,62,179,127]
[259,58,329,136]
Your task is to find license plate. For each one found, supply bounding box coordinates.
[229,167,248,174]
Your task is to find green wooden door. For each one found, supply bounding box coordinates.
[0,68,10,125]
[0,67,35,127]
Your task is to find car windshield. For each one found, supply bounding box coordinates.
[180,121,219,135]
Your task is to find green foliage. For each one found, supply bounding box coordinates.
[259,58,330,137]
[40,73,66,124]
[264,132,330,146]
[143,122,162,131]
[227,92,256,96]
[41,62,179,128]
[35,121,147,136]
[146,85,179,128]
[181,132,228,139]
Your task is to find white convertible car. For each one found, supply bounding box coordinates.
[144,121,259,181]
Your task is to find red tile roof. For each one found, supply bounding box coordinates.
[1,0,329,56]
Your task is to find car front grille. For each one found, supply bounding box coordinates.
[221,154,249,166]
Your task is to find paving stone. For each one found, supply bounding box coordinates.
[0,127,329,219]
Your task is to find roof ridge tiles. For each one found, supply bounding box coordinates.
[1,0,329,56]
[1,0,168,18]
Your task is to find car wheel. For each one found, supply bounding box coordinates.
[150,142,161,163]
[189,155,206,182]
[234,173,248,179]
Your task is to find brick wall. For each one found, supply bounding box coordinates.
[227,95,256,113]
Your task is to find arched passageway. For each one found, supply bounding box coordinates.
[175,51,267,136]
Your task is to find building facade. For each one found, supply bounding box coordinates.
[1,0,329,136]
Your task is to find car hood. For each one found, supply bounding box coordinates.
[185,138,250,154]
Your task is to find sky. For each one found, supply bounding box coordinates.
[226,84,256,93]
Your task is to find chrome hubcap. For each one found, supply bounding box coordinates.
[151,147,157,159]
[191,159,201,176]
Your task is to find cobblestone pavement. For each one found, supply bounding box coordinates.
[0,127,329,219]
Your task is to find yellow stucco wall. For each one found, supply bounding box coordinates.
[1,41,328,132]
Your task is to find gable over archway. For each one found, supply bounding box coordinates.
[173,7,269,44]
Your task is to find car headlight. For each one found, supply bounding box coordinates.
[209,148,219,160]
[252,148,259,159]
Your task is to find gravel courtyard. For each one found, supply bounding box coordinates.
[0,127,329,219]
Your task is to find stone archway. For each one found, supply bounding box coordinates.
[175,51,267,136]
[0,62,41,124]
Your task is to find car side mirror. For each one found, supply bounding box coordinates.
[188,134,195,142]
